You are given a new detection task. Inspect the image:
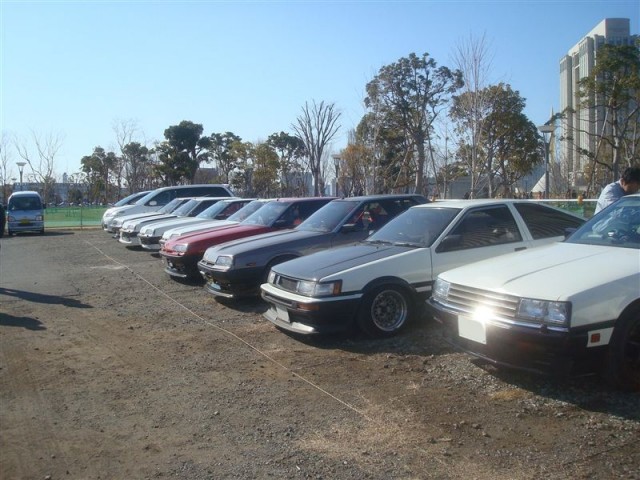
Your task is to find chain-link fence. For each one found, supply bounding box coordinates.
[44,206,108,228]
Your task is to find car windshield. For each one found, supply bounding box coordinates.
[297,200,360,232]
[228,200,264,222]
[196,201,230,219]
[157,198,186,214]
[173,199,199,216]
[364,207,459,248]
[114,191,146,207]
[567,195,640,249]
[242,201,290,226]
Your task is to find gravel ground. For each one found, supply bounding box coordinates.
[0,229,638,480]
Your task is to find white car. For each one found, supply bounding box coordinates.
[261,200,585,337]
[118,197,228,247]
[427,194,640,390]
[137,198,253,251]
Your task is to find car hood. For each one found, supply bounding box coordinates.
[205,229,322,259]
[271,242,414,282]
[165,219,238,237]
[438,242,640,300]
[124,213,178,229]
[141,217,209,235]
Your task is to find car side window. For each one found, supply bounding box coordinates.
[439,206,522,252]
[514,203,584,239]
[148,191,172,205]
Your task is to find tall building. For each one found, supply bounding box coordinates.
[559,18,637,190]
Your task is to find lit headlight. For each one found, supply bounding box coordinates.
[215,255,233,268]
[432,278,450,301]
[517,298,570,326]
[296,280,342,297]
[173,244,188,253]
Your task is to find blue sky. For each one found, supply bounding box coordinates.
[1,0,638,180]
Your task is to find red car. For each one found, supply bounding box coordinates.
[160,197,334,279]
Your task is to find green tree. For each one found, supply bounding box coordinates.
[365,53,463,194]
[266,132,306,196]
[578,42,640,182]
[80,146,117,202]
[228,141,255,196]
[452,84,541,197]
[163,121,211,184]
[252,143,280,197]
[210,132,241,183]
[122,142,153,193]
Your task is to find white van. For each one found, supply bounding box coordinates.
[7,191,45,235]
[101,184,234,232]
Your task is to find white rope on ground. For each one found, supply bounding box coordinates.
[85,240,373,422]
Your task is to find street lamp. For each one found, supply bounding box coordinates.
[16,161,27,191]
[537,125,554,199]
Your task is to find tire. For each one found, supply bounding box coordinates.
[602,311,640,391]
[7,230,12,236]
[357,285,413,337]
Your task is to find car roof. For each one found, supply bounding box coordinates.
[332,194,427,202]
[412,199,550,209]
[9,191,41,198]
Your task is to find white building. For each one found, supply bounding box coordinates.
[559,18,637,190]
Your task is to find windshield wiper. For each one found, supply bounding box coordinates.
[364,239,394,245]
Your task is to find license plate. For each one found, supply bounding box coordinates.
[458,315,486,344]
[20,219,30,225]
[275,305,290,323]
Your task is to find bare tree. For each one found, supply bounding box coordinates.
[451,32,494,197]
[14,130,64,203]
[113,118,144,195]
[292,100,341,196]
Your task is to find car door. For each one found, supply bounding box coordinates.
[431,204,529,279]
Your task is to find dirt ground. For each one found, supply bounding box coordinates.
[0,229,638,480]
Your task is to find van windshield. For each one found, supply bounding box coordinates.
[9,196,42,211]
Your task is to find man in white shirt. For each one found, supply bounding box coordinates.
[594,166,640,214]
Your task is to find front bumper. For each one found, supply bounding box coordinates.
[119,230,140,246]
[426,298,604,376]
[261,283,361,335]
[198,261,263,299]
[8,220,44,233]
[161,253,201,279]
[139,235,162,251]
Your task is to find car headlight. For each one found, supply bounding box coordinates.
[173,244,189,253]
[517,298,571,327]
[36,215,43,221]
[267,269,276,284]
[432,278,450,301]
[215,255,233,268]
[296,280,342,297]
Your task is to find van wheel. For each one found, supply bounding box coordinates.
[357,285,413,337]
[603,310,640,391]
[7,230,12,236]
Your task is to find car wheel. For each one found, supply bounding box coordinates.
[603,310,640,391]
[357,285,412,337]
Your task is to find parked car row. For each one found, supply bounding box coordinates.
[100,187,640,390]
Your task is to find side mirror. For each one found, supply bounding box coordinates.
[147,200,158,206]
[564,227,577,240]
[436,234,462,252]
[341,223,358,233]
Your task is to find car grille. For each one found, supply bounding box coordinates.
[441,283,520,322]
